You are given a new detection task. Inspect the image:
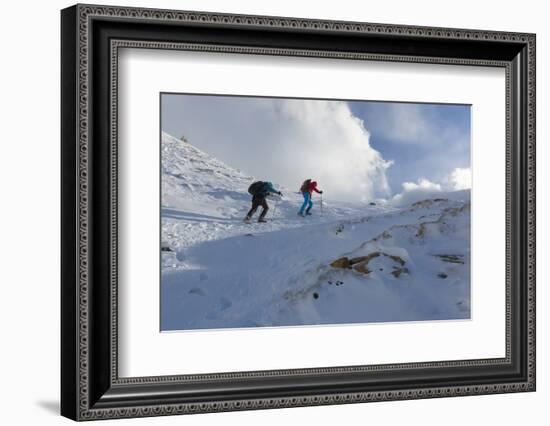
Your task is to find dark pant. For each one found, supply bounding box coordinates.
[246,195,269,220]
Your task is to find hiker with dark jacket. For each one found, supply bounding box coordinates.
[298,179,323,216]
[244,181,282,223]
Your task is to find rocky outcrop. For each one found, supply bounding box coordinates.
[330,257,351,269]
[391,267,410,278]
[433,254,465,264]
[330,252,408,278]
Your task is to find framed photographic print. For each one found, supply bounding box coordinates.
[61,4,536,421]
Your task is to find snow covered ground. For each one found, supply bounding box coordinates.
[160,132,471,331]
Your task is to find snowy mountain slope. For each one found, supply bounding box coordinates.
[161,131,378,264]
[160,132,471,331]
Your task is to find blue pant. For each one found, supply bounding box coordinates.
[299,192,313,214]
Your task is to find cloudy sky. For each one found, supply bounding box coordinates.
[161,93,470,203]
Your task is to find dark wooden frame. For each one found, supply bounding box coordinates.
[61,3,536,421]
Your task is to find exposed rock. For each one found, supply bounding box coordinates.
[350,256,369,264]
[411,198,448,209]
[331,251,407,277]
[434,254,465,264]
[350,252,380,265]
[353,262,372,275]
[388,254,406,266]
[416,223,428,238]
[330,257,351,269]
[438,272,448,279]
[391,267,409,278]
[372,230,392,242]
[443,203,470,217]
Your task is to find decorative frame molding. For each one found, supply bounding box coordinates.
[61,4,535,421]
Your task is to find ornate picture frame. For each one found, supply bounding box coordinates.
[61,4,535,421]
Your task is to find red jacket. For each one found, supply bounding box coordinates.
[306,181,322,195]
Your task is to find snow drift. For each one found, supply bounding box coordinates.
[161,95,392,202]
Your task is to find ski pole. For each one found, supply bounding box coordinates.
[272,197,279,219]
[320,193,323,216]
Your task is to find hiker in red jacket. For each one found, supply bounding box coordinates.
[298,179,323,216]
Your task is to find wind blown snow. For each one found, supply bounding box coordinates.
[161,95,392,202]
[160,132,471,331]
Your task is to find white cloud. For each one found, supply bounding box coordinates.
[390,168,471,206]
[390,178,442,206]
[446,167,471,190]
[402,178,442,192]
[163,96,392,202]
